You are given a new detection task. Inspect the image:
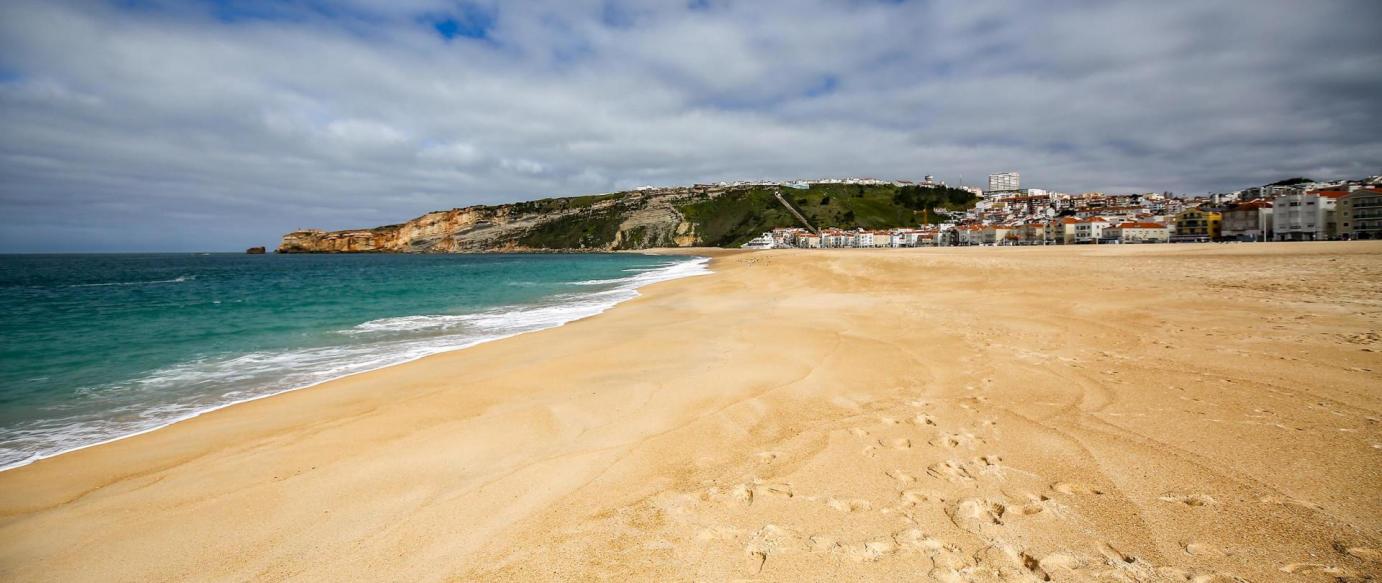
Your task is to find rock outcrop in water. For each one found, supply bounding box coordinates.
[277,182,975,253]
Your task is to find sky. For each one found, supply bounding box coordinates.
[1,0,1380,252]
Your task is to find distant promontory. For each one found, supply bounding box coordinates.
[276,181,976,253]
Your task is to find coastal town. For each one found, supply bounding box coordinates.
[740,171,1382,249]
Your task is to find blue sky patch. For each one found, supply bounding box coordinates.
[430,4,496,41]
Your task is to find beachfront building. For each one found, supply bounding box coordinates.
[741,233,775,249]
[1172,208,1221,242]
[1016,222,1050,245]
[1272,192,1335,241]
[1221,200,1273,241]
[980,225,1015,245]
[1073,217,1110,244]
[772,227,818,248]
[1339,188,1382,240]
[956,225,984,246]
[915,228,944,246]
[1048,216,1082,244]
[888,229,939,247]
[822,229,852,248]
[1103,222,1170,244]
[796,233,822,248]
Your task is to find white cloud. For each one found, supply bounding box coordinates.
[500,157,545,175]
[0,0,1379,251]
[325,118,408,145]
[418,141,484,166]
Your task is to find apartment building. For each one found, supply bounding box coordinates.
[1339,188,1382,240]
[1220,200,1273,241]
[1273,192,1335,241]
[1073,217,1110,243]
[1173,208,1221,241]
[1103,222,1170,244]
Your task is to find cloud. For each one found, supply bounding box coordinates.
[0,0,1379,251]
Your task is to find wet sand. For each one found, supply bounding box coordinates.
[1,242,1379,581]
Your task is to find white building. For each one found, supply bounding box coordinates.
[1103,222,1169,244]
[987,171,1020,193]
[1073,217,1110,243]
[822,230,851,248]
[1273,192,1337,241]
[741,233,775,249]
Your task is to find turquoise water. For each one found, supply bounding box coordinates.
[0,253,708,469]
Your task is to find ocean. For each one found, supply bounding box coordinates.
[0,252,709,470]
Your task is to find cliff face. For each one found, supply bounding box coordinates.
[277,182,972,253]
[277,187,714,253]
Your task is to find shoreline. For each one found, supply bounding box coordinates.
[1,243,1377,581]
[0,251,719,474]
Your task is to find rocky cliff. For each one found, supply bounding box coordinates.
[277,182,975,253]
[277,186,714,253]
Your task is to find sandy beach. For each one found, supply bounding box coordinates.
[1,243,1379,582]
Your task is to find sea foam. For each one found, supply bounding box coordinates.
[0,256,710,471]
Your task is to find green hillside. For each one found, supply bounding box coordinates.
[677,184,976,247]
[280,182,978,253]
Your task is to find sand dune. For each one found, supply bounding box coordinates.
[1,243,1379,581]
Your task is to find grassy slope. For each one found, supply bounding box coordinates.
[507,184,977,249]
[678,184,975,247]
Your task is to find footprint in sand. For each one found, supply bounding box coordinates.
[1003,497,1048,517]
[927,460,977,483]
[1098,542,1138,565]
[893,528,952,553]
[885,469,916,483]
[930,431,979,449]
[849,427,870,438]
[1038,551,1082,573]
[827,497,873,513]
[927,456,1005,483]
[844,539,899,562]
[946,498,1005,536]
[808,534,841,553]
[911,413,938,426]
[744,525,804,573]
[879,437,912,450]
[753,480,794,499]
[971,543,1053,582]
[1159,493,1218,507]
[696,525,744,542]
[1183,540,1227,557]
[899,489,945,506]
[1338,545,1381,563]
[720,481,794,506]
[1052,482,1104,496]
[730,483,755,504]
